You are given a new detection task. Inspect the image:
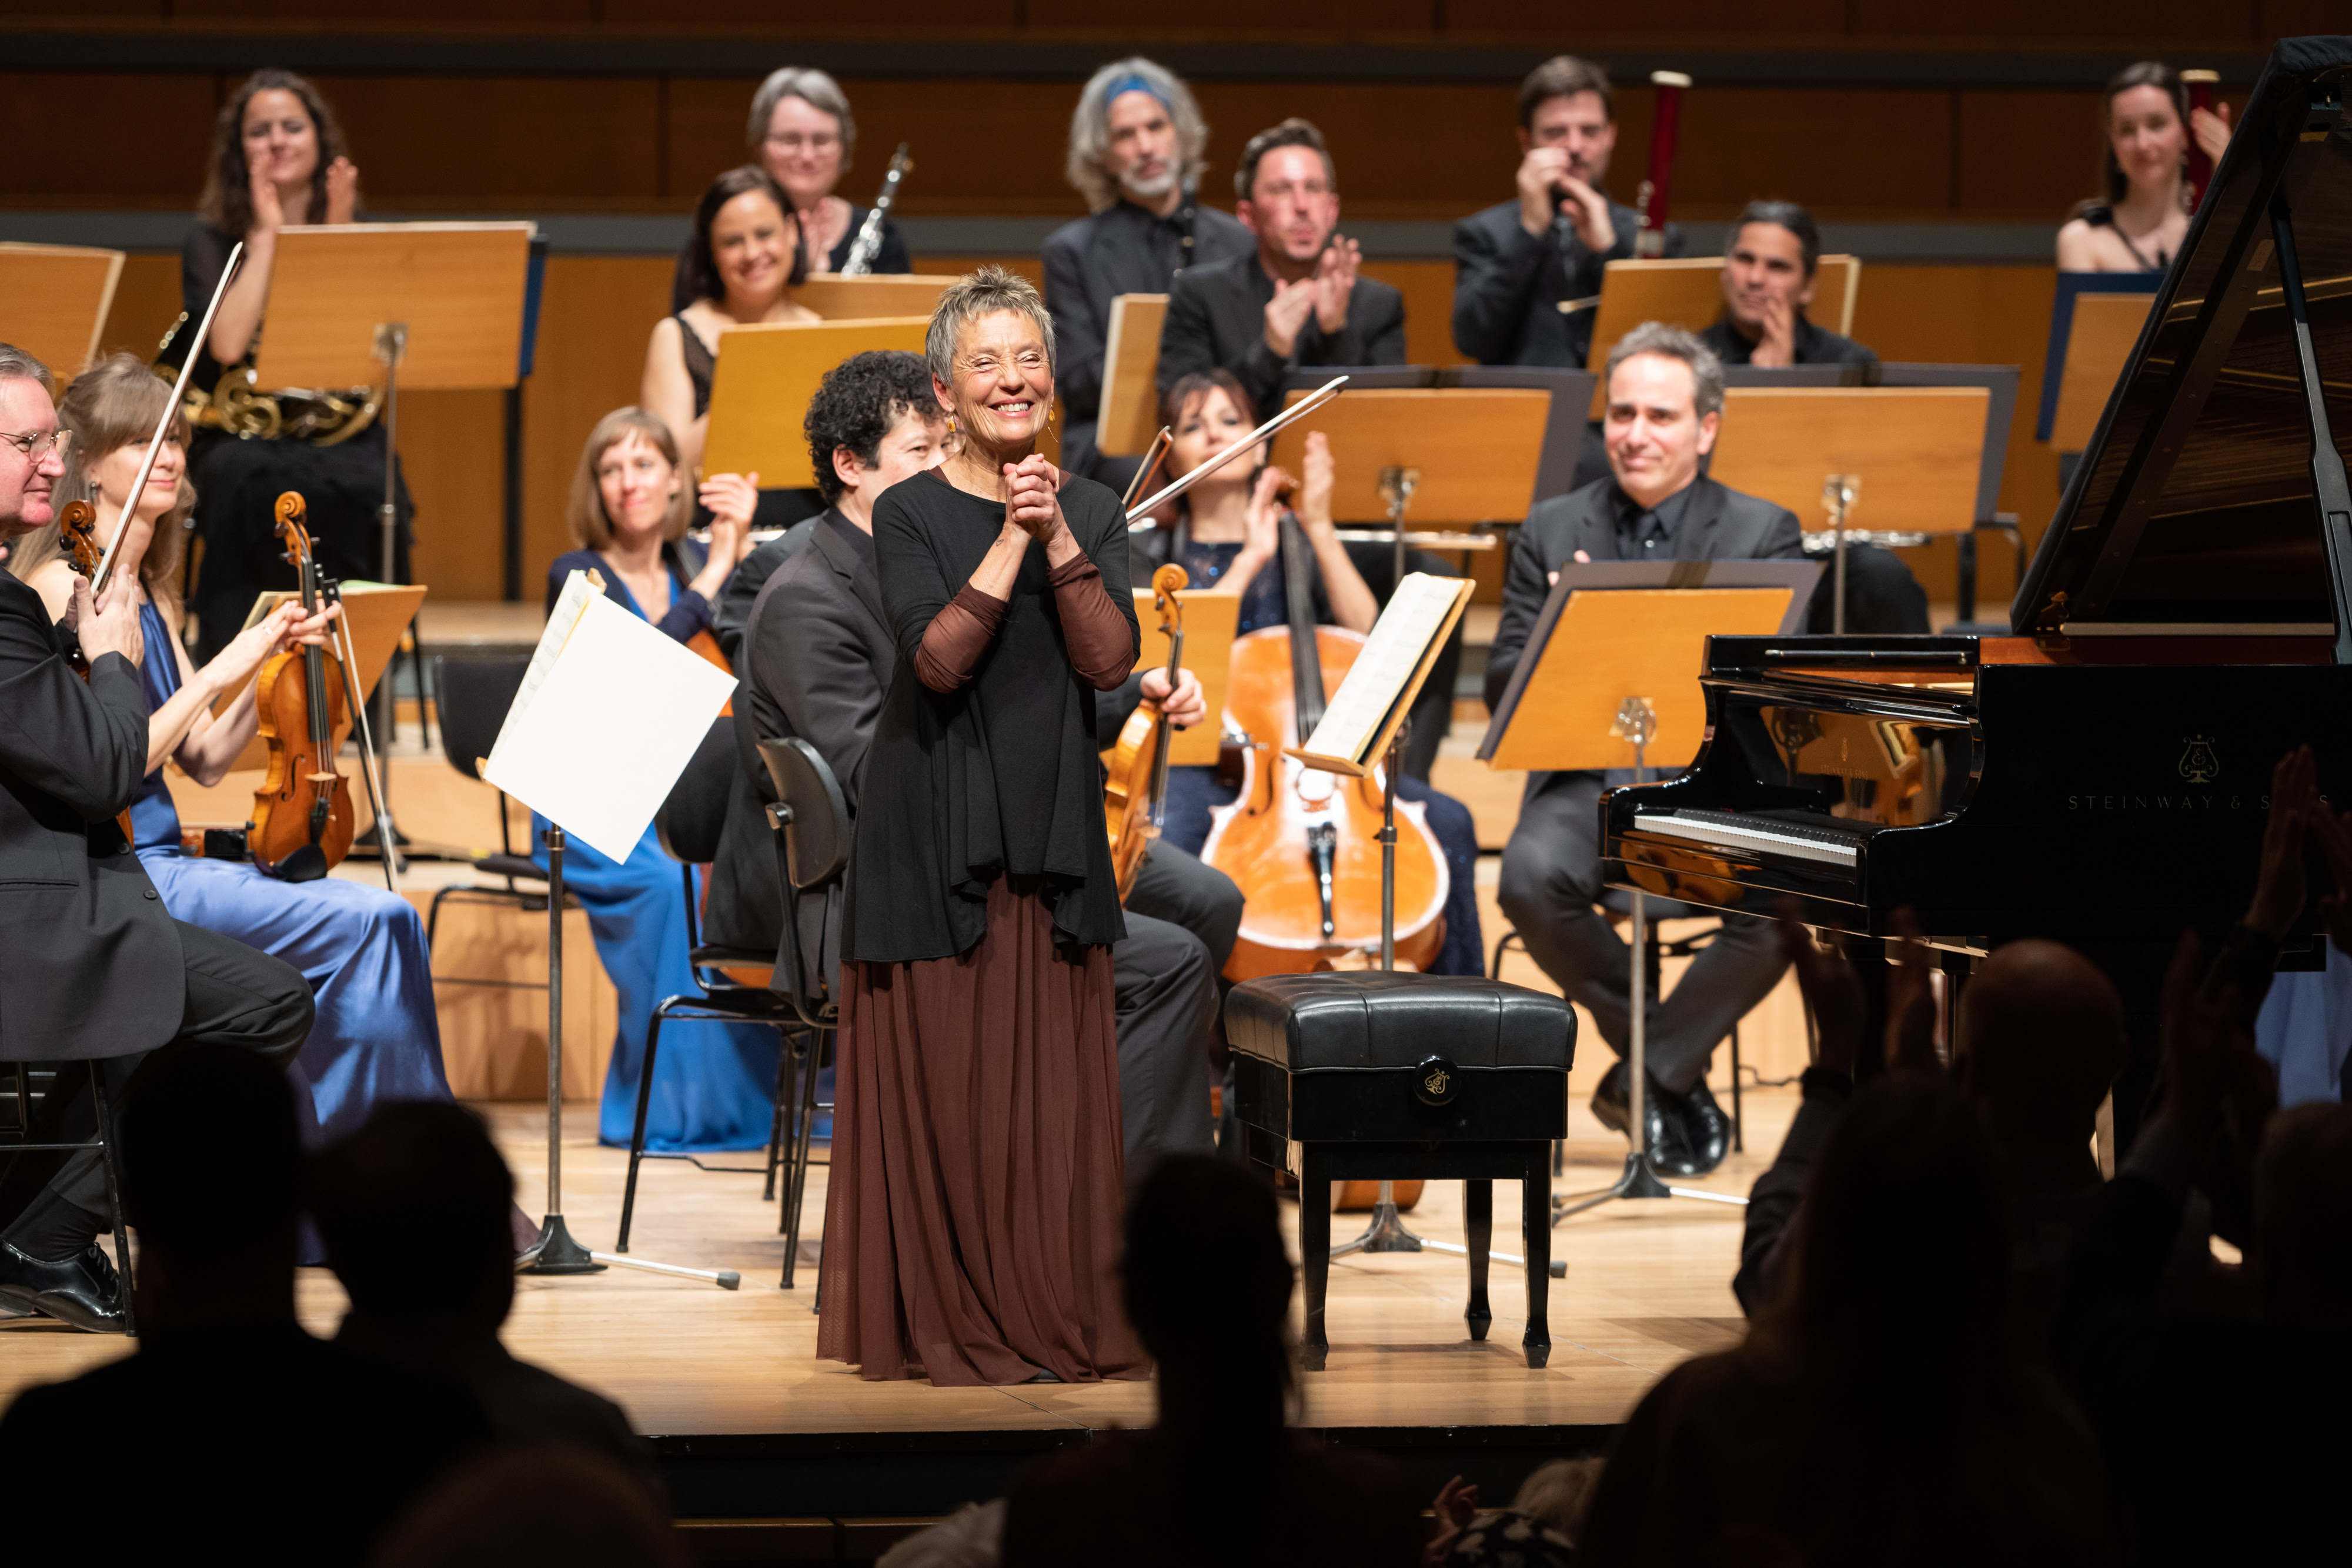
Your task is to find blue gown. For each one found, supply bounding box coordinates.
[537,551,781,1152]
[129,601,452,1136]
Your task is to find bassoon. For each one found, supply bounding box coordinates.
[1635,71,1690,259]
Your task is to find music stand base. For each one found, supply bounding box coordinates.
[1552,1151,1750,1223]
[517,1213,605,1275]
[1330,1190,1425,1258]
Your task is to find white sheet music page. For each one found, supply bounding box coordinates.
[1298,572,1468,769]
[482,574,735,860]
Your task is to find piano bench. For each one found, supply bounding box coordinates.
[1225,972,1575,1371]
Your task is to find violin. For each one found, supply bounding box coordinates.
[248,492,355,881]
[1200,519,1449,982]
[56,500,138,846]
[1105,563,1187,898]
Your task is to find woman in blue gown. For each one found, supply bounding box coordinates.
[14,354,450,1135]
[1131,370,1484,976]
[543,406,776,1152]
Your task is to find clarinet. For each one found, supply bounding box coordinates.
[840,144,913,276]
[1634,71,1690,259]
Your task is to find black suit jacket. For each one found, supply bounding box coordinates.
[0,571,183,1059]
[1485,473,1803,714]
[1158,251,1407,422]
[1452,198,1687,369]
[705,511,896,976]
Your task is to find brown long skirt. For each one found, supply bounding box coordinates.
[816,874,1145,1385]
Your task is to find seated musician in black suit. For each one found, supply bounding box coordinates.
[1157,118,1406,425]
[1698,201,1879,371]
[1452,56,1686,370]
[0,344,313,1333]
[728,349,1237,1181]
[1486,323,1793,1179]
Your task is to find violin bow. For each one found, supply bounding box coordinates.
[92,241,243,598]
[1124,375,1347,527]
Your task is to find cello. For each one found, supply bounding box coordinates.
[1198,526,1449,981]
[1104,563,1187,897]
[248,492,355,881]
[55,500,138,847]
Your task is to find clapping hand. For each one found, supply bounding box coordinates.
[324,157,360,225]
[1003,453,1067,542]
[1243,466,1289,559]
[1312,235,1361,335]
[1883,907,1940,1075]
[1779,902,1862,1077]
[1421,1476,1479,1567]
[1295,432,1336,536]
[1262,277,1318,359]
[698,472,760,564]
[2245,746,2318,941]
[1514,145,1616,250]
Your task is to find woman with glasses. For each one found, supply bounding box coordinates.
[169,69,409,666]
[670,67,910,312]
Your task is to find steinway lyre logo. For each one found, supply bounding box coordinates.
[2179,735,2220,785]
[1422,1064,1451,1099]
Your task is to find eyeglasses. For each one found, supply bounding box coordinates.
[764,132,840,153]
[0,429,69,461]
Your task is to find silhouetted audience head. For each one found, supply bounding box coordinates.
[368,1446,684,1568]
[1510,1456,1602,1545]
[123,1044,302,1313]
[314,1102,516,1327]
[1956,940,2127,1148]
[1122,1155,1294,1432]
[1772,1074,2011,1392]
[2252,1102,2352,1326]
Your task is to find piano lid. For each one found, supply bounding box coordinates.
[2015,36,2352,645]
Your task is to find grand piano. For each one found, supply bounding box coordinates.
[1603,36,2352,963]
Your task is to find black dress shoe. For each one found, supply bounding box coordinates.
[0,1242,128,1334]
[1589,1062,1690,1171]
[1648,1080,1730,1178]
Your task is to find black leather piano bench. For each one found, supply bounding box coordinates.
[1225,971,1575,1372]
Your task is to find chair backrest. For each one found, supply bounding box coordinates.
[656,718,739,865]
[432,656,530,783]
[756,737,851,891]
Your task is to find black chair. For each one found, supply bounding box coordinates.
[1490,890,1747,1156]
[1,1058,136,1332]
[754,736,853,1296]
[424,656,565,961]
[1226,971,1573,1370]
[614,718,800,1255]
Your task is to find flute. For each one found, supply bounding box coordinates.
[1634,71,1690,260]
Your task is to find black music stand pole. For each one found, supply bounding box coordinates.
[1329,717,1424,1258]
[1553,703,1748,1223]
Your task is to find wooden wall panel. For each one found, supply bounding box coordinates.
[602,0,1014,20]
[518,257,674,590]
[1025,0,1436,26]
[0,74,217,202]
[1443,0,1846,30]
[1669,90,1956,218]
[1190,83,1521,216]
[173,0,596,14]
[1361,261,1469,369]
[310,76,664,206]
[401,390,507,600]
[666,77,764,202]
[2262,1,2350,33]
[1957,92,2107,221]
[1849,0,2257,36]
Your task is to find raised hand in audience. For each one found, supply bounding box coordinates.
[1778,904,1861,1077]
[2306,791,2352,955]
[2244,745,2318,941]
[1421,1475,1479,1567]
[1883,907,1941,1076]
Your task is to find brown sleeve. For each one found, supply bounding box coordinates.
[1047,553,1137,691]
[913,583,1008,693]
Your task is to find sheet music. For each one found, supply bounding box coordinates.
[1299,573,1467,767]
[480,573,736,861]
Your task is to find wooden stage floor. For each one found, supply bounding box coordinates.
[1,1085,1792,1445]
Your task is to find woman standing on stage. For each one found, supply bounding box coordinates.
[670,67,910,312]
[173,69,411,665]
[9,354,453,1138]
[643,165,823,536]
[819,268,1144,1386]
[542,407,769,1154]
[2056,61,2234,273]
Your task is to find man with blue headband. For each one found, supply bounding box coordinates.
[1044,57,1253,490]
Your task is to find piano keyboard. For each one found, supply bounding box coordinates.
[1634,810,1867,868]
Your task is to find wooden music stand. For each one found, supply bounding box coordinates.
[216,582,429,774]
[703,317,930,488]
[0,242,124,379]
[2034,273,2162,447]
[1582,253,1862,412]
[1131,586,1239,767]
[1707,385,1988,631]
[1097,293,1169,457]
[794,273,958,322]
[2047,292,2157,451]
[1270,387,1547,586]
[1476,567,1811,1218]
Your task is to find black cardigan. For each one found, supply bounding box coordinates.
[844,469,1140,962]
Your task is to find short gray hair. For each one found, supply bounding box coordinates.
[0,342,55,395]
[927,266,1057,386]
[1064,57,1209,215]
[1606,321,1723,420]
[747,68,857,173]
